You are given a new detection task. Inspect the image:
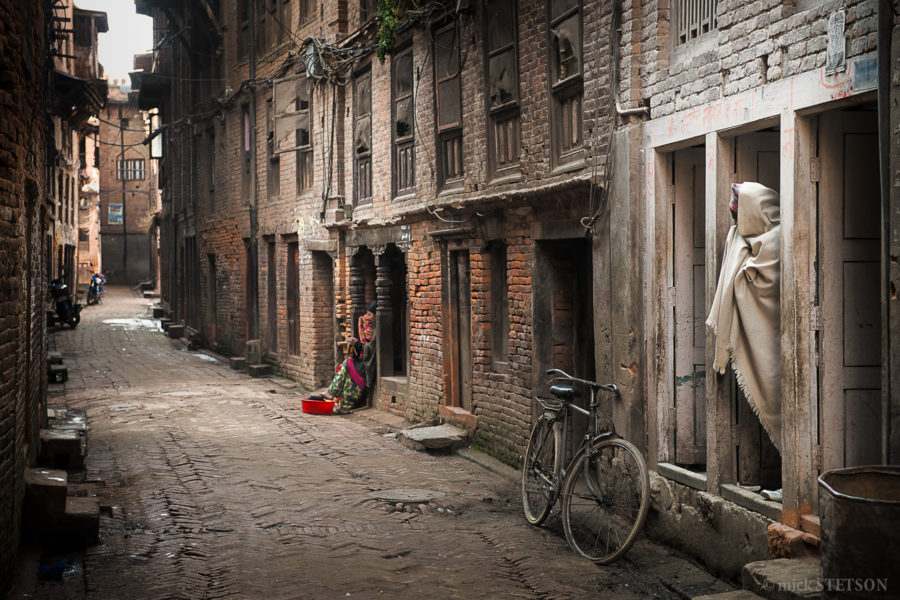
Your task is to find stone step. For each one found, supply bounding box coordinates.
[248,363,273,377]
[167,324,185,338]
[24,468,68,518]
[39,429,86,470]
[151,305,165,319]
[160,319,172,331]
[693,592,766,600]
[397,424,467,452]
[743,559,822,600]
[142,289,159,299]
[48,364,68,383]
[48,407,87,433]
[60,496,100,545]
[48,351,63,365]
[229,356,248,371]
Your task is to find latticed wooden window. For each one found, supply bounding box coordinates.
[354,70,373,204]
[548,0,583,167]
[273,74,313,192]
[392,46,415,197]
[116,158,145,181]
[675,0,717,45]
[434,23,463,185]
[485,0,520,178]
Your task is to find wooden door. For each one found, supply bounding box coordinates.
[449,250,472,411]
[673,148,707,465]
[267,242,278,354]
[819,111,881,470]
[286,242,299,356]
[733,132,781,485]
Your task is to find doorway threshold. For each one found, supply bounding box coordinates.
[657,462,707,492]
[720,484,782,521]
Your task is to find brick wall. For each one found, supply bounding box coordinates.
[0,0,48,593]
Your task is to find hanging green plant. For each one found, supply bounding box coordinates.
[377,0,405,63]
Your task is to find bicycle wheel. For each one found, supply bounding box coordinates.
[561,437,649,563]
[521,415,558,525]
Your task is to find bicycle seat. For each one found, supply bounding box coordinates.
[549,385,580,400]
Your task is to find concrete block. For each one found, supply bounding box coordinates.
[151,305,165,319]
[743,559,822,600]
[61,496,100,545]
[39,429,85,470]
[229,356,248,371]
[48,351,63,364]
[799,514,820,539]
[248,363,273,377]
[167,324,185,338]
[48,364,68,383]
[246,339,262,364]
[141,289,159,299]
[160,319,172,331]
[24,468,68,516]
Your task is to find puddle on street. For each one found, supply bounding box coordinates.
[102,318,161,331]
[191,353,221,363]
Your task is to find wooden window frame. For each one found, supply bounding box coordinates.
[674,0,718,46]
[116,158,146,181]
[360,0,376,22]
[484,0,521,179]
[266,94,280,199]
[392,44,415,197]
[548,0,584,168]
[354,68,373,205]
[434,22,463,187]
[299,0,313,25]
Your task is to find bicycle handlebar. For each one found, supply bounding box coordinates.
[545,368,619,394]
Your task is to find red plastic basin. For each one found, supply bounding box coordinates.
[301,398,335,414]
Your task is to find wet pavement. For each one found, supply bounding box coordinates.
[11,286,734,599]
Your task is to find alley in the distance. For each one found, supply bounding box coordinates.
[11,287,732,600]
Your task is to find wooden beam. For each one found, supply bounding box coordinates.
[197,0,223,37]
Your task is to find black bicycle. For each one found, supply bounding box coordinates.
[521,368,650,563]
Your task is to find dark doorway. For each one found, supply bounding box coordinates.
[266,241,278,355]
[311,251,335,386]
[385,244,408,376]
[286,241,299,356]
[207,254,217,344]
[448,249,472,411]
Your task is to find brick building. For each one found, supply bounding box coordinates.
[98,80,159,286]
[0,0,105,593]
[135,0,899,578]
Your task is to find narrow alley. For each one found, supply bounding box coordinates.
[11,288,732,600]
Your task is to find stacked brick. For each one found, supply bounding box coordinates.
[0,0,48,593]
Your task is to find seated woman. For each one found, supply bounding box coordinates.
[321,339,367,414]
[319,302,377,414]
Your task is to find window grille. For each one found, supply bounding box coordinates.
[676,0,717,45]
[434,23,463,185]
[117,158,145,181]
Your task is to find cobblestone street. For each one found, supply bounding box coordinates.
[12,288,733,600]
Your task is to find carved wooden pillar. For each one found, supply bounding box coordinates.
[375,249,394,378]
[349,249,366,338]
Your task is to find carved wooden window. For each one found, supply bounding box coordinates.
[675,0,717,45]
[354,69,373,204]
[434,23,463,186]
[116,158,145,181]
[392,46,415,197]
[273,75,313,192]
[485,0,520,178]
[299,0,313,24]
[548,0,583,166]
[266,95,280,199]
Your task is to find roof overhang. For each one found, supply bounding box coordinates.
[53,69,107,128]
[133,71,169,111]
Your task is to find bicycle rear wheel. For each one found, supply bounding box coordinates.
[521,415,558,525]
[560,438,649,563]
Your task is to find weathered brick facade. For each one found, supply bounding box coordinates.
[0,0,48,592]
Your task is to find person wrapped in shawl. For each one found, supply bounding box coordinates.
[707,182,782,452]
[317,301,377,414]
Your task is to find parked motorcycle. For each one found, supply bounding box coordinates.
[50,279,82,328]
[86,272,106,305]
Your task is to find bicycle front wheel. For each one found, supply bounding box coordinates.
[521,415,558,525]
[561,438,649,563]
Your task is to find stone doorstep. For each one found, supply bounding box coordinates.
[151,306,165,319]
[397,424,467,452]
[248,363,273,377]
[48,364,68,383]
[799,514,820,539]
[160,320,172,331]
[48,351,63,365]
[60,496,100,545]
[438,405,478,431]
[167,324,185,338]
[743,559,822,600]
[24,468,68,515]
[229,356,248,371]
[39,429,86,470]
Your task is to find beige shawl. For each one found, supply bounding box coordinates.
[706,183,782,451]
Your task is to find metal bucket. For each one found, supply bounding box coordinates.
[818,466,900,599]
